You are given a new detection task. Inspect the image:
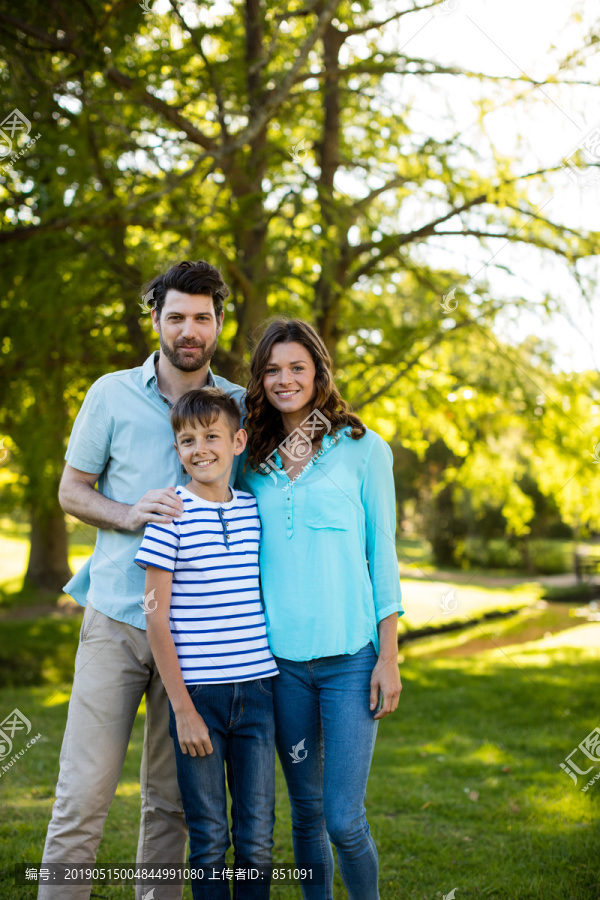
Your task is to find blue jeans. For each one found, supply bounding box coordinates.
[272,642,380,900]
[169,678,276,900]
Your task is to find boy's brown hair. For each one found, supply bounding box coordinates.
[170,388,242,440]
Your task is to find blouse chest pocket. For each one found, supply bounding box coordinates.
[304,482,353,530]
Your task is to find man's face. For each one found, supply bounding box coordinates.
[152,290,224,372]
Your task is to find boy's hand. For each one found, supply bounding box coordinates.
[175,708,213,757]
[125,487,185,531]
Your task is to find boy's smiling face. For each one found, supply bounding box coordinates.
[174,412,246,499]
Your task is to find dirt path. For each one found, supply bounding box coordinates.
[422,603,574,657]
[403,600,600,658]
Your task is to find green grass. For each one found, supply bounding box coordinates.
[1,615,599,899]
[1,527,599,898]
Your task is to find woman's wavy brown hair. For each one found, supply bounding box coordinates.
[244,318,366,472]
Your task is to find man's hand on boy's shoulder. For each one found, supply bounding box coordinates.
[125,487,185,532]
[174,708,213,758]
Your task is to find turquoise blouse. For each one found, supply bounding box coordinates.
[235,426,403,661]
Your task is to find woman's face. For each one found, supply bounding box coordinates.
[263,341,317,418]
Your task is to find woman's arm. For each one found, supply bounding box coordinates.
[360,436,404,718]
[370,613,402,720]
[144,566,213,756]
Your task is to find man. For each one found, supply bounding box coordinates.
[39,260,245,900]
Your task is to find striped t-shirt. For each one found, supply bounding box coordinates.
[134,485,279,685]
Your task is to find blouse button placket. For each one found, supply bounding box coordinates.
[285,484,293,537]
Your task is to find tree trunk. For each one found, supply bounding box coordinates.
[521,535,535,575]
[228,0,270,361]
[314,23,346,360]
[25,505,72,592]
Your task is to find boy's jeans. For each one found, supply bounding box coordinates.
[169,678,276,900]
[272,642,380,900]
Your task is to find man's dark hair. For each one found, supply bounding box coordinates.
[142,260,230,319]
[171,388,242,440]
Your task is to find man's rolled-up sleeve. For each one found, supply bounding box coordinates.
[65,380,111,474]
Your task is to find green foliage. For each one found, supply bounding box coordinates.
[528,539,573,575]
[0,617,80,688]
[0,0,599,580]
[543,583,599,603]
[455,537,572,575]
[457,537,524,572]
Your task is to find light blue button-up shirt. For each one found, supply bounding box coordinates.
[63,351,246,630]
[235,427,403,660]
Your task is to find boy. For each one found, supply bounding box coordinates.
[41,260,243,900]
[135,387,278,900]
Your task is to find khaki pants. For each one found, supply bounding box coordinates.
[39,603,188,900]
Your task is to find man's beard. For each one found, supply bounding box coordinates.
[158,328,218,372]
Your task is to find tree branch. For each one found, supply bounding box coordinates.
[348,193,488,278]
[0,11,74,49]
[352,322,470,410]
[105,68,217,151]
[168,0,230,142]
[224,0,340,154]
[344,0,443,36]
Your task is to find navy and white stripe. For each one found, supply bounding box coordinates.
[135,486,279,685]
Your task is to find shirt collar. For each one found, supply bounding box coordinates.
[272,429,341,468]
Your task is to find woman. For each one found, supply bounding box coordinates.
[236,319,403,900]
